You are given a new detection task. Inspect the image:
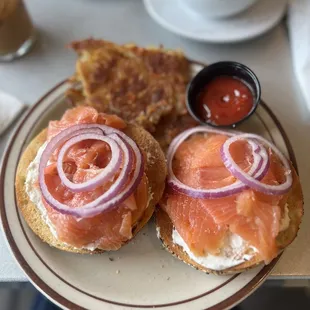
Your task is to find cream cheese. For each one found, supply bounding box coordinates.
[156,226,161,239]
[25,142,58,238]
[172,229,257,271]
[25,143,99,251]
[280,203,290,232]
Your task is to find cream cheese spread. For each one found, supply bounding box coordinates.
[25,142,98,251]
[280,203,290,232]
[172,229,257,270]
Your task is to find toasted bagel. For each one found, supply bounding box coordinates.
[16,124,167,254]
[156,166,303,275]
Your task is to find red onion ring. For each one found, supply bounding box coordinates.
[167,127,269,199]
[57,133,122,192]
[246,140,269,177]
[221,133,292,195]
[39,124,144,218]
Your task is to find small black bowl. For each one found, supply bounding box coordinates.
[186,61,261,128]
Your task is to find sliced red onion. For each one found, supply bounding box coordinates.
[221,133,292,195]
[39,125,109,193]
[39,124,144,218]
[57,133,122,192]
[167,127,269,199]
[246,140,269,178]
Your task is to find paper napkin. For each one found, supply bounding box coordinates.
[0,90,25,136]
[288,0,310,110]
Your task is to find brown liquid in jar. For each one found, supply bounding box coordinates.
[0,0,35,56]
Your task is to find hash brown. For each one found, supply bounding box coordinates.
[66,39,197,150]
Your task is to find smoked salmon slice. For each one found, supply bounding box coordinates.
[163,132,290,263]
[164,193,227,256]
[47,106,126,140]
[42,107,148,250]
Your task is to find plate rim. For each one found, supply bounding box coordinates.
[0,63,297,310]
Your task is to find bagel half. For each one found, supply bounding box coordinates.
[16,124,167,254]
[156,166,303,275]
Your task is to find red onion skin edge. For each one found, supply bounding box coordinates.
[57,133,123,192]
[221,133,292,195]
[38,124,144,218]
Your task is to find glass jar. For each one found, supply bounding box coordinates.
[0,0,36,61]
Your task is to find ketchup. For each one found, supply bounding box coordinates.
[196,76,254,126]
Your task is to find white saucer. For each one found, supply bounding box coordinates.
[144,0,287,43]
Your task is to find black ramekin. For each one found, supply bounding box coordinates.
[186,61,261,128]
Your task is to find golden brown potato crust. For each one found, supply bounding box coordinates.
[66,39,198,151]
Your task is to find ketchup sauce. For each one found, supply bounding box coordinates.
[196,76,254,126]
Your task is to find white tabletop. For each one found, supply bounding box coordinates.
[1,0,310,282]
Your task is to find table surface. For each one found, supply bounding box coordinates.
[1,0,310,282]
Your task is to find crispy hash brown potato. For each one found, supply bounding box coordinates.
[66,39,197,150]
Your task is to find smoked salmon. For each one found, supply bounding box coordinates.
[43,107,149,250]
[162,132,291,263]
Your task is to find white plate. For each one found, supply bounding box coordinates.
[144,0,287,43]
[0,63,297,310]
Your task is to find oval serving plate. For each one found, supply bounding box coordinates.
[0,63,297,310]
